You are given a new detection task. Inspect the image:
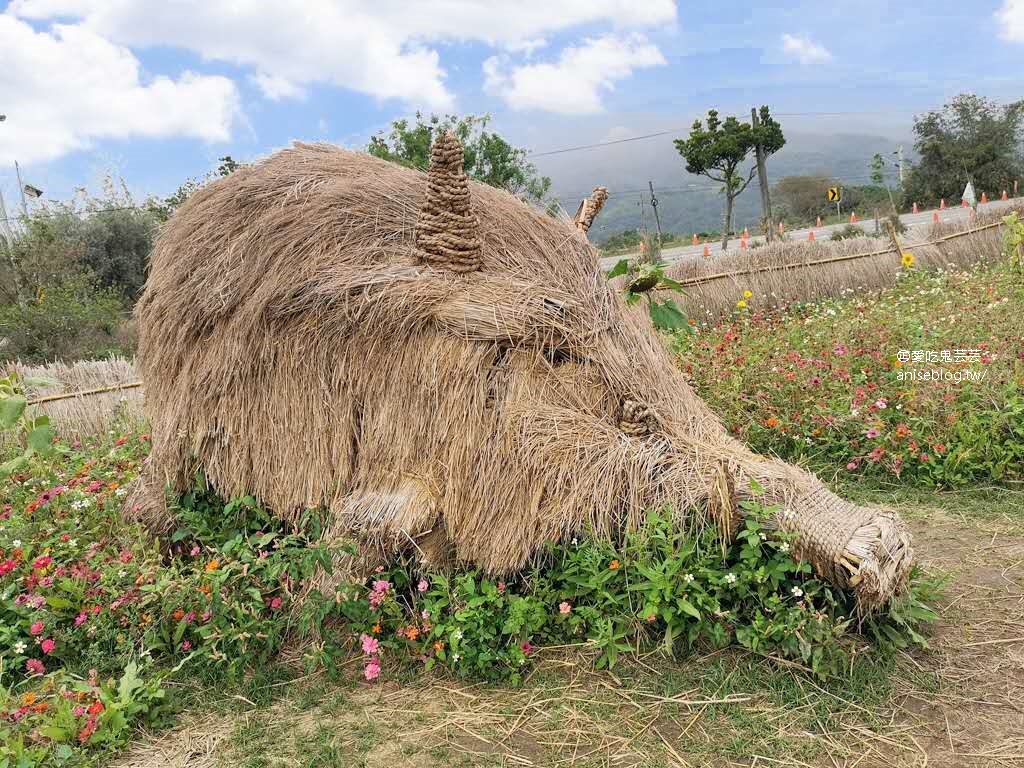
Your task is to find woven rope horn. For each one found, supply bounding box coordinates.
[574,186,609,236]
[415,131,482,273]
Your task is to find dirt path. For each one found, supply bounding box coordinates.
[115,510,1024,768]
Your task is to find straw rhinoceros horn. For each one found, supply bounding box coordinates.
[414,131,482,273]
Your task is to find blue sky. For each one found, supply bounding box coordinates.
[0,0,1021,207]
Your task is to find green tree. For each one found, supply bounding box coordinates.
[674,107,785,249]
[903,93,1024,206]
[870,153,886,187]
[368,113,552,205]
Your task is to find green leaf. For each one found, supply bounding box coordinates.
[648,298,688,332]
[45,596,74,610]
[676,598,701,620]
[38,726,68,741]
[26,425,54,453]
[606,259,629,279]
[0,395,26,429]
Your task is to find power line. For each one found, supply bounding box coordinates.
[527,109,921,158]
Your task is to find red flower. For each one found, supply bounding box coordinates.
[32,555,52,570]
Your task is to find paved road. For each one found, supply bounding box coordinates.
[599,196,1023,270]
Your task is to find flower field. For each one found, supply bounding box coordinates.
[677,259,1024,486]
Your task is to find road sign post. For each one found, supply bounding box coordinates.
[828,186,842,220]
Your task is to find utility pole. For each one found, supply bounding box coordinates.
[896,145,905,186]
[648,181,663,252]
[14,161,29,217]
[751,107,773,242]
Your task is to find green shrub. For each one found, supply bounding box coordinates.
[830,224,867,241]
[0,275,130,363]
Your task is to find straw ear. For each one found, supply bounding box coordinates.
[415,131,482,273]
[574,186,609,237]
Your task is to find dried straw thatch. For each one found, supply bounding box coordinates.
[667,205,1020,320]
[130,135,912,610]
[4,357,143,439]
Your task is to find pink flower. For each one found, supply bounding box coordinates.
[558,602,572,615]
[41,638,55,654]
[520,641,534,655]
[833,344,848,356]
[497,582,506,594]
[25,659,45,675]
[360,633,379,655]
[364,658,381,681]
[32,555,52,570]
[73,706,86,717]
[846,461,858,471]
[865,428,880,439]
[269,597,282,610]
[417,579,429,593]
[873,399,887,410]
[189,545,200,557]
[371,579,391,594]
[75,613,88,626]
[29,621,44,636]
[119,550,133,563]
[181,640,192,651]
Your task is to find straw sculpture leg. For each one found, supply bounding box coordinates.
[128,137,913,612]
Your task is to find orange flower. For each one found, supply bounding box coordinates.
[205,560,219,572]
[371,624,381,634]
[433,641,444,652]
[172,608,185,621]
[21,692,36,706]
[197,583,211,595]
[609,559,620,571]
[406,626,420,640]
[764,416,780,429]
[108,482,119,491]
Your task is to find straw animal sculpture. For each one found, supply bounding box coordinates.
[129,134,913,610]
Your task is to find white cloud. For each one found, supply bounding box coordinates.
[9,0,676,108]
[484,35,666,114]
[997,0,1024,41]
[0,16,238,165]
[781,33,832,65]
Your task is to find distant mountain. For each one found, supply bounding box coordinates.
[534,131,913,242]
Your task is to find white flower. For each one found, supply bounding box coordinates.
[114,487,127,497]
[69,539,77,547]
[759,532,767,540]
[118,570,127,578]
[452,653,460,662]
[14,641,27,654]
[724,573,738,585]
[452,630,463,641]
[791,586,804,598]
[778,542,790,553]
[682,573,694,584]
[12,539,21,548]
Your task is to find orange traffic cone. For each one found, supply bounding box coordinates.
[940,198,946,209]
[816,216,822,227]
[703,244,710,258]
[1002,190,1009,201]
[932,211,939,223]
[850,212,858,224]
[808,230,815,242]
[692,233,699,245]
[981,191,988,204]
[912,202,919,214]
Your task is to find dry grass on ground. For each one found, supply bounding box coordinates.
[113,495,1024,768]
